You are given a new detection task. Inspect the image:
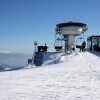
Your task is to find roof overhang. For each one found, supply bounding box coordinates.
[56,22,87,28]
[87,35,100,40]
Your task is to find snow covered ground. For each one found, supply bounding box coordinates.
[0,51,100,100]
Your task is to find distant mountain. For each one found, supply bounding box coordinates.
[0,63,24,72]
[0,64,12,71]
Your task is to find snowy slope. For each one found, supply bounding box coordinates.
[0,52,100,100]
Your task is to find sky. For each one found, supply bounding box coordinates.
[0,0,100,53]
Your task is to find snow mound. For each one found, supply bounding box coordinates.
[42,51,82,66]
[25,64,36,69]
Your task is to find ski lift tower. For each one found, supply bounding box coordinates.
[55,21,87,51]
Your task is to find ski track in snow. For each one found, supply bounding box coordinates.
[0,52,100,100]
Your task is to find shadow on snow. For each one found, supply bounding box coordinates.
[88,51,100,57]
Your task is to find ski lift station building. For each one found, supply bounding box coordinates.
[87,35,100,51]
[55,22,87,51]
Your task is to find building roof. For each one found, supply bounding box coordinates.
[87,35,100,40]
[56,22,87,28]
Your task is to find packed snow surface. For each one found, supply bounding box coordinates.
[0,51,100,100]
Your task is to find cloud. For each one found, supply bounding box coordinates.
[0,50,11,54]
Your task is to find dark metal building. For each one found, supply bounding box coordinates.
[87,35,100,51]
